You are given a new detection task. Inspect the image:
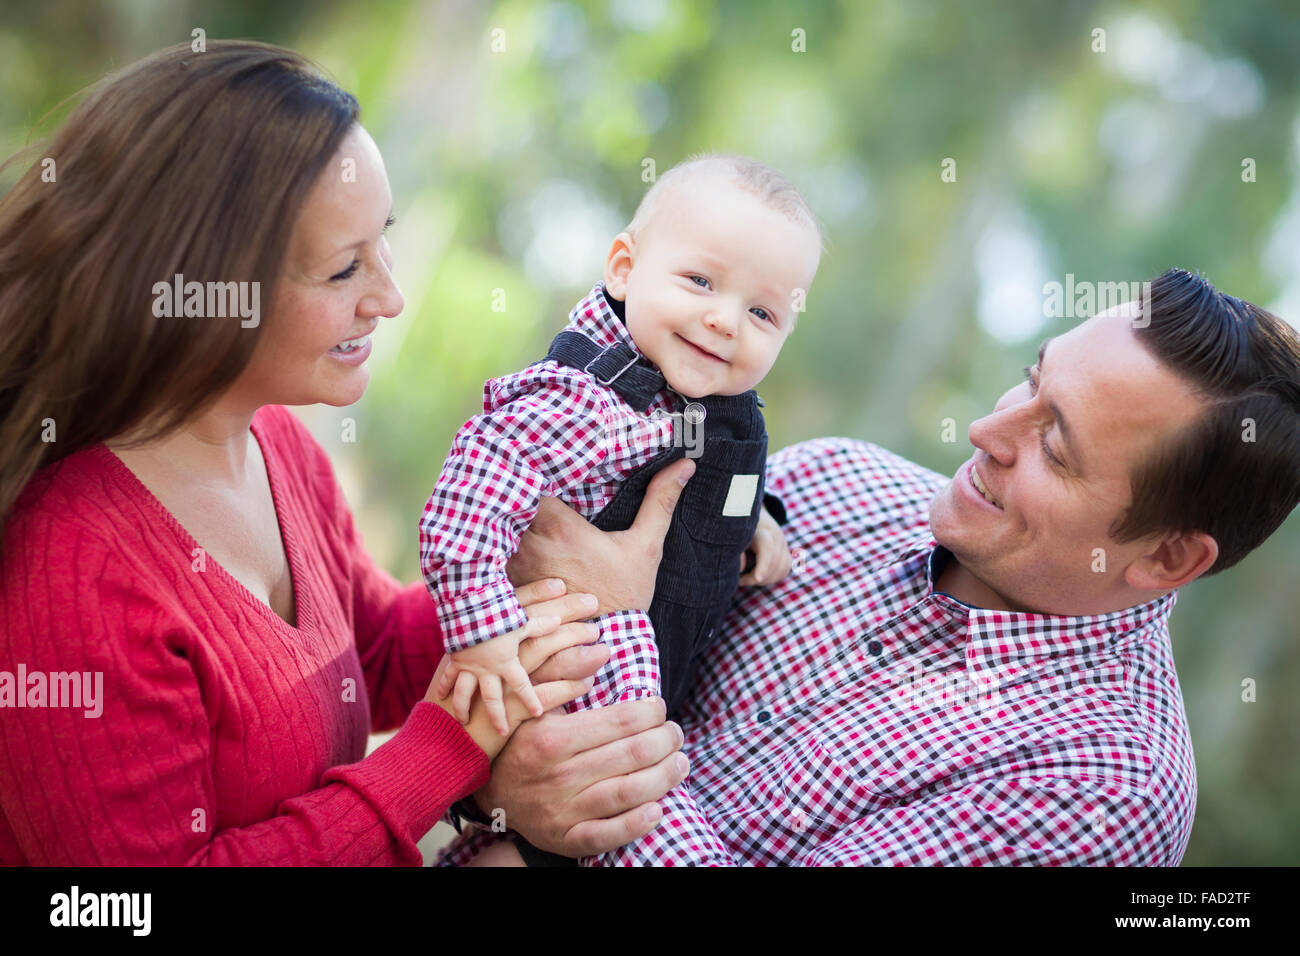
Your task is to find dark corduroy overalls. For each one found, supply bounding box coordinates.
[511,297,782,866]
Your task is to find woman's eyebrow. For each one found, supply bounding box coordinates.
[326,208,394,256]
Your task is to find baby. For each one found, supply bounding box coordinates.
[419,154,823,746]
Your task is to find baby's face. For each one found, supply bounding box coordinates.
[604,178,821,398]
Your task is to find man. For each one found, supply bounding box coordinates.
[449,268,1300,865]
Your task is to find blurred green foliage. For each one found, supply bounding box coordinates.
[2,0,1296,865]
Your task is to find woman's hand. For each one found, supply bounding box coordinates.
[506,458,695,617]
[425,579,607,760]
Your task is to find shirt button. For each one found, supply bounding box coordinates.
[867,640,883,657]
[756,708,771,723]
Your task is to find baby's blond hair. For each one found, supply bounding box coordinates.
[628,153,825,254]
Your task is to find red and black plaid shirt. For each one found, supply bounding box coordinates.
[440,437,1196,865]
[419,284,676,657]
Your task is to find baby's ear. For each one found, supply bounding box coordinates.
[604,231,635,299]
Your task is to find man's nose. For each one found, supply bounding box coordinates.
[968,406,1020,466]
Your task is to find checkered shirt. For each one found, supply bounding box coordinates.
[419,283,678,657]
[438,438,1197,866]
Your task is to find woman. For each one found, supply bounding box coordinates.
[0,41,689,865]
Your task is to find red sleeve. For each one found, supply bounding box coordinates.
[0,514,487,866]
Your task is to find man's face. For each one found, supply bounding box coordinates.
[928,303,1208,615]
[607,177,821,398]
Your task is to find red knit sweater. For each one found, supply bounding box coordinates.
[0,404,488,865]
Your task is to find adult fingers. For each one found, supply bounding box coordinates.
[627,459,694,555]
[529,641,611,684]
[561,719,685,785]
[513,577,567,607]
[573,749,690,820]
[526,677,597,716]
[520,697,669,763]
[560,803,665,859]
[520,590,601,627]
[562,751,691,855]
[519,621,602,674]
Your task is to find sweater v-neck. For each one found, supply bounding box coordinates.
[92,409,312,636]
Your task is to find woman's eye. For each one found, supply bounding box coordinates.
[330,260,360,282]
[688,275,710,289]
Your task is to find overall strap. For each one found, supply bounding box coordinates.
[544,330,667,412]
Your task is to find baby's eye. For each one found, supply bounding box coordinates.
[330,260,360,282]
[751,307,773,322]
[688,275,711,289]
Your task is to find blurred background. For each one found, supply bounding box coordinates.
[2,0,1295,865]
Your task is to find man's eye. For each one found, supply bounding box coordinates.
[688,275,711,289]
[330,260,360,282]
[1040,435,1064,467]
[1023,367,1064,466]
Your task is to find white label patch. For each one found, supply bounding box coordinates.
[722,474,760,517]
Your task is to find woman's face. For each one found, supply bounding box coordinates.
[234,122,403,409]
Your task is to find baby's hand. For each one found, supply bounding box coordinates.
[435,615,560,736]
[739,505,792,587]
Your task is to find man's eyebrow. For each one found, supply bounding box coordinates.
[1035,336,1084,472]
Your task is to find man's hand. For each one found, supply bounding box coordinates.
[507,458,695,617]
[472,697,689,858]
[739,504,793,587]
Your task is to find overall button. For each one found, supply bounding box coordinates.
[684,402,706,424]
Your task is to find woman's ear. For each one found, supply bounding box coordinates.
[604,231,635,299]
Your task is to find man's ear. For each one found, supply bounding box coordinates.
[604,231,635,300]
[1123,531,1219,591]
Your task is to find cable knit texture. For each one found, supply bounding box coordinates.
[0,404,488,865]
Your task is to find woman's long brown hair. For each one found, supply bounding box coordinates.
[0,40,359,543]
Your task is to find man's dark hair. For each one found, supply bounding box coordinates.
[1112,268,1300,574]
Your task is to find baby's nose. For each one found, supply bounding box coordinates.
[704,309,738,336]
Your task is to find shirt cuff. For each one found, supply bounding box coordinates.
[436,578,531,653]
[447,795,493,834]
[762,490,789,526]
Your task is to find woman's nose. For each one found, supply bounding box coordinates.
[364,254,404,319]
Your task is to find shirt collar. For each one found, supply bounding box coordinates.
[566,282,656,367]
[919,539,1177,676]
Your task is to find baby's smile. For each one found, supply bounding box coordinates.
[605,175,822,399]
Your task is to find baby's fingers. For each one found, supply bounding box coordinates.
[739,531,772,586]
[480,674,510,737]
[506,661,545,718]
[452,670,478,724]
